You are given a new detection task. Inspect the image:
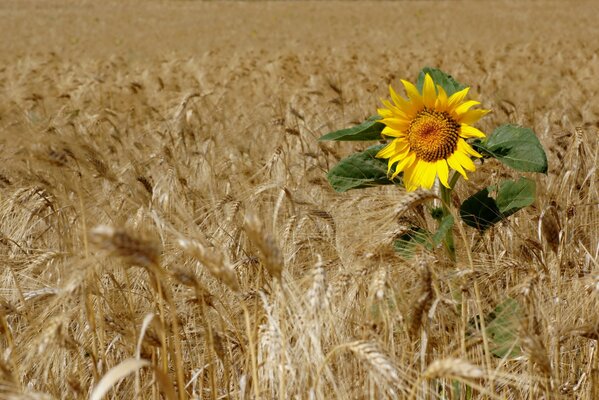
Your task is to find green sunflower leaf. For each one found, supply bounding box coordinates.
[460,177,536,231]
[476,124,548,173]
[485,298,522,359]
[319,115,384,141]
[393,226,431,258]
[326,144,394,192]
[432,215,454,247]
[416,67,467,96]
[459,187,501,231]
[495,177,536,217]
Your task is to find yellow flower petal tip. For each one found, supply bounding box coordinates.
[377,75,490,191]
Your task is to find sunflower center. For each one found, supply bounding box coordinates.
[407,108,460,162]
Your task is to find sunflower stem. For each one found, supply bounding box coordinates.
[440,175,459,263]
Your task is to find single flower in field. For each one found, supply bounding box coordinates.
[376,73,490,191]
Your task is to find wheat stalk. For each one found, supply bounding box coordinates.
[243,212,283,280]
[176,236,240,292]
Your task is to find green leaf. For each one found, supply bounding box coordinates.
[485,298,522,359]
[326,144,394,192]
[319,116,384,141]
[460,177,536,231]
[416,67,467,96]
[496,177,536,217]
[394,217,455,258]
[393,227,431,258]
[432,215,454,247]
[477,124,548,173]
[459,187,501,231]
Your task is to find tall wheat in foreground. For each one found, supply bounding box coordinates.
[0,2,598,398]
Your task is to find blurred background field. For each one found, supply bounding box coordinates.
[0,1,597,399]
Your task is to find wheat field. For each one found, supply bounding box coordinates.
[0,1,598,399]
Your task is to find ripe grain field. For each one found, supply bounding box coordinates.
[0,1,598,399]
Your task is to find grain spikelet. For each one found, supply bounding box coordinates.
[0,298,17,316]
[171,266,216,306]
[152,168,180,213]
[394,189,437,217]
[574,126,585,160]
[257,291,290,394]
[84,147,117,181]
[409,256,433,338]
[228,201,242,222]
[309,209,336,237]
[265,145,283,173]
[306,255,329,311]
[45,147,70,167]
[370,266,387,301]
[9,187,53,217]
[0,173,11,188]
[424,358,485,380]
[37,316,79,354]
[173,92,201,128]
[90,225,160,268]
[282,215,297,247]
[522,334,552,377]
[177,237,240,291]
[346,340,402,388]
[136,175,153,196]
[584,274,599,296]
[215,194,235,214]
[566,323,599,341]
[210,330,227,363]
[244,212,283,279]
[540,204,561,254]
[23,287,59,302]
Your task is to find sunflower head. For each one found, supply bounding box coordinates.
[376,73,490,191]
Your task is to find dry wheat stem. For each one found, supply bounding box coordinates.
[1,5,598,398]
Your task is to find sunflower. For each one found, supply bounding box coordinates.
[376,73,490,191]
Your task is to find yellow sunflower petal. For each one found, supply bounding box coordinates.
[405,160,435,190]
[457,138,482,158]
[389,146,410,162]
[420,161,438,189]
[447,152,469,179]
[381,126,405,138]
[401,79,424,110]
[377,107,394,118]
[376,141,396,159]
[460,124,486,139]
[381,99,409,120]
[380,100,396,112]
[376,76,490,191]
[391,151,417,179]
[422,74,437,109]
[389,85,413,114]
[381,118,410,131]
[436,160,450,188]
[395,139,410,151]
[387,148,411,173]
[388,140,410,157]
[402,162,420,191]
[435,85,448,111]
[459,109,491,125]
[452,149,476,171]
[453,100,481,117]
[447,87,470,112]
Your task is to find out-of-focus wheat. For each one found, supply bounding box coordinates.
[0,2,597,399]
